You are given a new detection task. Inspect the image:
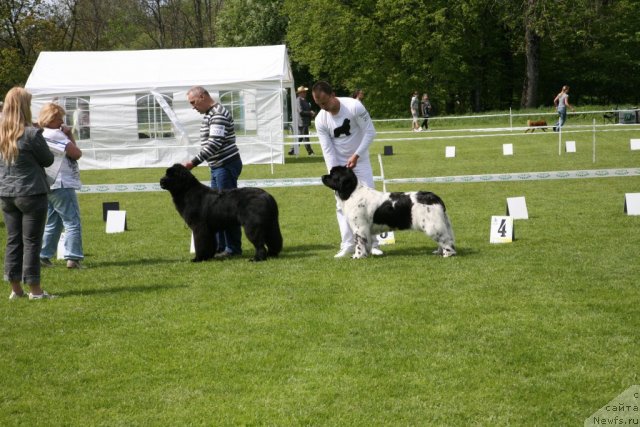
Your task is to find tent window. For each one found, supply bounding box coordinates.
[136,93,175,139]
[220,91,245,134]
[62,97,90,140]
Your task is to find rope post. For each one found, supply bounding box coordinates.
[509,107,513,131]
[592,118,596,163]
[558,125,562,156]
[377,154,387,193]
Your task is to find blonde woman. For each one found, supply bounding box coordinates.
[553,85,575,131]
[38,103,84,269]
[0,87,55,300]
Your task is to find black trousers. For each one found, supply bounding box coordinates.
[293,125,314,154]
[1,194,48,284]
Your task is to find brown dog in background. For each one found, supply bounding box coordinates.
[525,120,548,133]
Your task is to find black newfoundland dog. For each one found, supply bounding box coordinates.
[160,164,283,262]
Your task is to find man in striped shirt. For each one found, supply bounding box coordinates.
[185,86,243,259]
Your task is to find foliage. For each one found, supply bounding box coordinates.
[216,0,288,47]
[284,0,640,116]
[1,0,639,115]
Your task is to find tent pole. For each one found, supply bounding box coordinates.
[270,132,274,174]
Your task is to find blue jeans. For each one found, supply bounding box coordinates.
[1,194,48,284]
[40,188,84,261]
[210,157,243,255]
[555,108,567,129]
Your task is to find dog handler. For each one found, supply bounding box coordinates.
[184,86,243,259]
[312,81,383,258]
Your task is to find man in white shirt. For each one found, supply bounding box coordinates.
[312,81,383,258]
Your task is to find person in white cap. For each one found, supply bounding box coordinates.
[312,80,383,258]
[289,86,315,156]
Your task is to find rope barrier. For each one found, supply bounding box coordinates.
[78,168,640,194]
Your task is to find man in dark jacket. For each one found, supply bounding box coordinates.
[289,86,315,156]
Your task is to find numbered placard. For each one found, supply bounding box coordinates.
[490,216,514,243]
[503,143,514,156]
[565,140,576,152]
[106,210,127,233]
[506,196,529,219]
[376,231,396,246]
[630,139,640,150]
[624,193,640,215]
[445,146,456,158]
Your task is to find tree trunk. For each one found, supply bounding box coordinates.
[521,0,540,108]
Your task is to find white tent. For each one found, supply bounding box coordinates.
[25,45,295,170]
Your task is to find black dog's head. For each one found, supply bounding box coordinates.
[160,163,200,195]
[321,166,358,200]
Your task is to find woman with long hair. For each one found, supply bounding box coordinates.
[553,85,575,131]
[0,87,55,299]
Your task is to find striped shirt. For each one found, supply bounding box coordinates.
[191,103,240,168]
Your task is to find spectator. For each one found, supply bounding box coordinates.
[0,87,55,300]
[289,86,315,156]
[312,81,383,258]
[420,93,432,131]
[411,91,421,131]
[185,86,243,259]
[351,89,365,102]
[553,85,575,131]
[38,103,84,269]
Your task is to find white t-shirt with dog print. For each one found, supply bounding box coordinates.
[315,97,377,175]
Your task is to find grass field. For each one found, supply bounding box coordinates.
[1,120,639,426]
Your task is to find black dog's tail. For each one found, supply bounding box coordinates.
[266,196,283,256]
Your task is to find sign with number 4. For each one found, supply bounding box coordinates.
[376,231,396,245]
[490,216,514,243]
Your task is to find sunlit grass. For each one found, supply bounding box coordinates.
[1,120,639,425]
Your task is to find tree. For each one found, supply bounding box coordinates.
[0,0,63,93]
[215,0,287,47]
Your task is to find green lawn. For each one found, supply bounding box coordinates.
[1,122,639,425]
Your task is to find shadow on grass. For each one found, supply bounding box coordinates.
[280,243,334,258]
[87,257,189,268]
[186,244,335,260]
[382,246,477,257]
[57,283,188,298]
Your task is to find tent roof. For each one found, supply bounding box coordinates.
[26,45,293,95]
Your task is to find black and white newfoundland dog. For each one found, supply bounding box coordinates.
[322,166,456,258]
[160,164,283,262]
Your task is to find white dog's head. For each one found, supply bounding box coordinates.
[321,166,358,200]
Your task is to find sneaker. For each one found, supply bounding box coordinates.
[214,251,241,260]
[40,258,53,267]
[28,291,56,300]
[66,260,83,269]
[9,291,26,300]
[334,246,355,258]
[371,247,384,256]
